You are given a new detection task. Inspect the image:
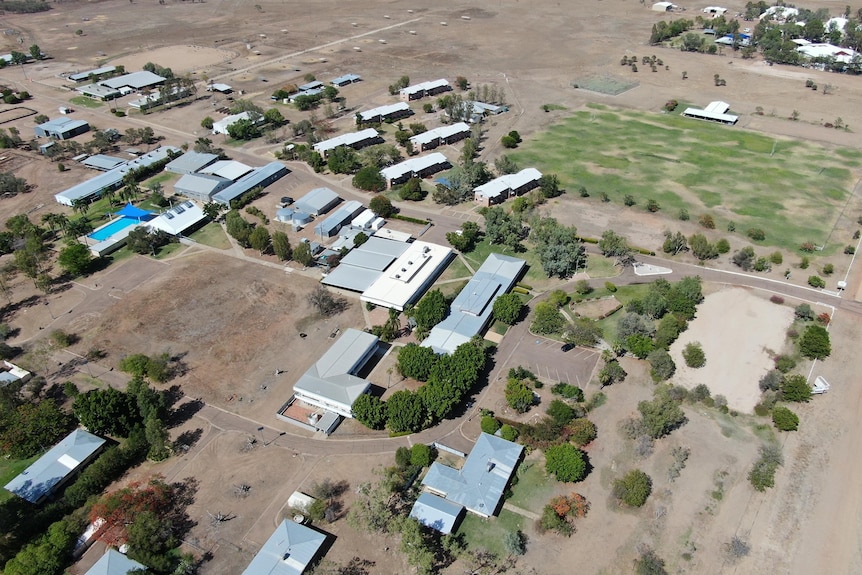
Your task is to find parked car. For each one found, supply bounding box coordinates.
[561,343,574,352]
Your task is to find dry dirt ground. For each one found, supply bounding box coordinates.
[1,0,861,574]
[670,288,795,413]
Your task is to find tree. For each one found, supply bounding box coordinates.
[327,146,360,174]
[492,293,523,325]
[0,400,75,459]
[772,406,799,431]
[57,243,93,277]
[637,394,686,438]
[539,174,562,198]
[662,231,688,255]
[272,230,292,261]
[352,166,386,191]
[226,118,261,140]
[732,246,757,270]
[531,218,584,278]
[563,318,603,347]
[598,360,627,387]
[494,155,519,175]
[410,443,434,467]
[73,388,140,437]
[446,221,481,252]
[264,107,285,126]
[201,116,214,129]
[412,289,448,333]
[531,301,564,335]
[613,469,652,507]
[369,195,395,217]
[505,378,534,413]
[782,374,812,402]
[634,547,668,575]
[689,233,718,260]
[647,349,676,382]
[545,444,588,482]
[799,324,831,359]
[598,230,634,265]
[484,207,525,250]
[293,242,313,266]
[682,342,706,368]
[568,418,598,446]
[386,390,425,433]
[249,225,271,254]
[397,343,439,381]
[352,394,387,430]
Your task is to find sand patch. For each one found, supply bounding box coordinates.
[670,287,793,413]
[111,45,234,74]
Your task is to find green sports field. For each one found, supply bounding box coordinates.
[511,104,862,252]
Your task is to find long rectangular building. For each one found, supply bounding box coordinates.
[473,168,543,206]
[380,152,450,187]
[211,162,289,206]
[360,241,452,311]
[400,79,451,100]
[313,128,380,158]
[358,102,412,124]
[682,101,738,125]
[313,200,364,237]
[410,122,471,151]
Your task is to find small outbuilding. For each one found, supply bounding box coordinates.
[651,1,676,11]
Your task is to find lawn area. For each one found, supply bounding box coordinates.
[510,104,862,252]
[506,460,557,511]
[585,254,620,279]
[69,96,103,109]
[457,509,524,556]
[153,241,186,260]
[438,254,472,282]
[188,221,230,249]
[594,283,653,341]
[142,172,179,189]
[0,455,39,503]
[437,279,467,301]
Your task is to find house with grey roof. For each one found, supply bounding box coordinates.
[0,361,31,387]
[409,492,464,534]
[242,520,328,575]
[313,200,364,238]
[84,549,146,575]
[211,162,289,207]
[4,429,106,504]
[35,117,90,140]
[165,151,220,175]
[420,432,523,518]
[293,187,341,216]
[422,253,525,355]
[289,329,378,419]
[76,83,121,101]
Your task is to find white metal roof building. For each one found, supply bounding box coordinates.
[100,70,166,91]
[146,200,207,236]
[4,429,106,503]
[358,102,413,124]
[85,550,146,575]
[797,42,859,64]
[360,241,453,311]
[69,65,117,82]
[682,101,739,125]
[207,83,232,93]
[409,122,471,151]
[294,187,341,215]
[82,154,125,171]
[313,128,380,157]
[473,167,543,206]
[200,159,254,181]
[350,208,377,230]
[292,328,379,418]
[76,83,122,100]
[399,79,452,100]
[651,1,676,11]
[422,253,526,354]
[165,151,220,175]
[242,519,328,575]
[211,162,290,206]
[174,173,230,202]
[321,236,411,292]
[421,433,524,518]
[409,492,464,534]
[314,200,364,237]
[380,152,450,187]
[374,227,412,243]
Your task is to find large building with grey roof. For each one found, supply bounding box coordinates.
[473,168,542,207]
[34,117,90,140]
[293,187,341,216]
[313,128,380,158]
[165,151,220,175]
[99,70,165,91]
[321,236,411,292]
[357,102,412,124]
[85,550,146,575]
[4,429,106,504]
[211,162,289,206]
[380,152,450,187]
[242,519,328,575]
[422,253,525,355]
[409,122,470,151]
[313,200,364,237]
[419,432,523,520]
[290,328,379,418]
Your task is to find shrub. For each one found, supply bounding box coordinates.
[481,415,501,434]
[747,228,766,241]
[808,275,826,288]
[716,238,730,254]
[410,443,434,467]
[682,342,706,368]
[770,251,783,265]
[613,469,652,507]
[500,424,519,441]
[568,418,597,446]
[605,281,617,292]
[689,383,711,402]
[551,382,584,401]
[545,444,589,482]
[772,406,799,431]
[799,324,830,360]
[769,295,784,304]
[754,403,770,417]
[782,374,812,402]
[822,263,834,276]
[749,444,783,491]
[758,369,783,392]
[845,245,856,255]
[698,214,715,229]
[774,355,796,373]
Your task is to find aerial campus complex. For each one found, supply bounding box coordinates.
[0,1,861,574]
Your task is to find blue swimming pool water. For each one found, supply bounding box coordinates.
[88,217,139,241]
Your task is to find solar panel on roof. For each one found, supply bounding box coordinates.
[174,206,185,214]
[165,212,174,219]
[183,201,193,208]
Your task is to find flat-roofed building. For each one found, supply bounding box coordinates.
[321,236,411,293]
[165,151,220,175]
[35,117,90,140]
[199,159,254,181]
[473,168,543,206]
[76,83,121,100]
[69,65,117,83]
[358,102,412,124]
[422,253,526,354]
[313,200,364,237]
[360,241,453,310]
[682,101,738,125]
[81,154,125,171]
[146,200,207,236]
[174,173,229,202]
[400,79,451,101]
[211,162,289,206]
[380,152,450,187]
[291,328,379,418]
[100,70,165,91]
[294,187,341,216]
[409,122,471,151]
[313,128,380,158]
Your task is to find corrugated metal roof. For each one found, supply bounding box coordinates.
[100,70,165,89]
[165,151,219,174]
[380,152,449,182]
[82,154,125,171]
[409,492,463,534]
[294,187,340,215]
[211,162,288,205]
[358,102,411,122]
[314,200,363,236]
[241,520,327,575]
[313,128,379,154]
[474,168,542,200]
[410,122,470,147]
[400,78,450,97]
[85,550,146,575]
[69,66,117,82]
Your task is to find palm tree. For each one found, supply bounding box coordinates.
[71,198,90,216]
[385,308,402,338]
[102,188,117,207]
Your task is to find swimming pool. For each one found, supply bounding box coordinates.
[88,217,140,242]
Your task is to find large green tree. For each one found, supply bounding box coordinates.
[271,230,292,261]
[613,469,652,507]
[412,289,449,334]
[73,388,140,437]
[492,293,523,325]
[799,324,831,360]
[57,243,93,277]
[545,444,588,482]
[352,394,387,430]
[397,343,439,381]
[531,301,564,335]
[0,400,75,459]
[637,394,686,439]
[386,390,426,433]
[352,166,386,191]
